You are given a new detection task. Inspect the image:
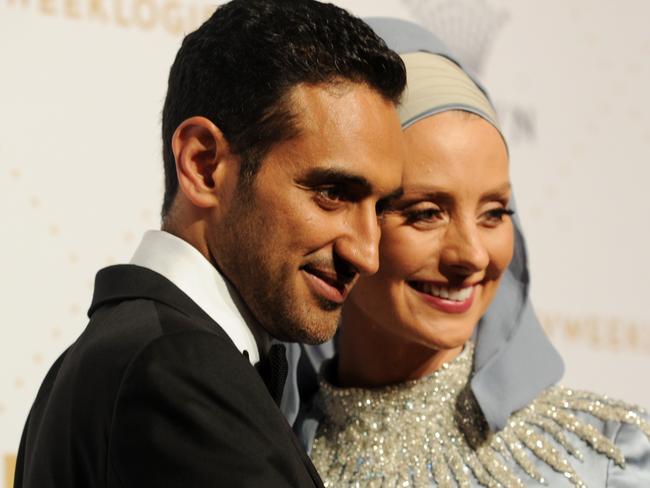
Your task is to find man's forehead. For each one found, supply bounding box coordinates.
[288,81,388,132]
[271,81,404,197]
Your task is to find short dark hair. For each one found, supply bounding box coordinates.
[160,0,406,217]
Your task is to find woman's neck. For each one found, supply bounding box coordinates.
[336,301,464,388]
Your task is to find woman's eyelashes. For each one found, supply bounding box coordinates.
[481,207,514,226]
[402,202,514,227]
[404,205,443,225]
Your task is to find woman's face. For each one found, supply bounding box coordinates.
[348,111,514,352]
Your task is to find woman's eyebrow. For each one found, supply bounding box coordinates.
[479,182,512,203]
[383,182,511,210]
[382,189,454,210]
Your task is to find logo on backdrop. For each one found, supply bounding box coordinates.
[400,0,536,145]
[539,312,650,354]
[5,0,216,35]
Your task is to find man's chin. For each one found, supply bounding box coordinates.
[314,295,343,312]
[276,309,341,345]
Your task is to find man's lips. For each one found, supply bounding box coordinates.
[301,266,352,305]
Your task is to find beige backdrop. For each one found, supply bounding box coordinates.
[2,0,649,485]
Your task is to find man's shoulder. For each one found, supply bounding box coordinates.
[52,262,250,421]
[70,295,232,381]
[76,263,233,369]
[29,296,251,449]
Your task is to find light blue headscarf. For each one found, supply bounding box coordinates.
[366,17,564,431]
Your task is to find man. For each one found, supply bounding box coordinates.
[14,0,406,486]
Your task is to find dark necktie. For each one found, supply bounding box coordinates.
[256,343,288,406]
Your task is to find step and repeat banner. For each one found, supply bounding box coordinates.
[2,0,649,485]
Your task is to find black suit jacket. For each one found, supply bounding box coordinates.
[15,265,324,487]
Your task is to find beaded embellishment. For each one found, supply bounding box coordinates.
[311,344,650,487]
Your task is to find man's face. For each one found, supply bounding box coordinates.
[211,82,404,344]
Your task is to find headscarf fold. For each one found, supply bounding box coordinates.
[365,17,564,431]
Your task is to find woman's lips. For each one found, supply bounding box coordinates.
[302,268,349,305]
[408,281,476,314]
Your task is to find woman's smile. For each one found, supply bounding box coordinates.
[408,281,476,313]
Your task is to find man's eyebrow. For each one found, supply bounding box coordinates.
[297,168,373,193]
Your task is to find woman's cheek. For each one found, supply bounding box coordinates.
[379,228,432,278]
[489,223,515,277]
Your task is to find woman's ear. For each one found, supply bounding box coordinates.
[171,116,234,209]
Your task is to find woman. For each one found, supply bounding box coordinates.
[306,18,650,487]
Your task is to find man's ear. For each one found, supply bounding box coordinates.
[171,116,235,209]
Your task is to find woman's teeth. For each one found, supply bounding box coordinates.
[411,282,473,302]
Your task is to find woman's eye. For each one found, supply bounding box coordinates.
[405,207,443,224]
[483,207,514,224]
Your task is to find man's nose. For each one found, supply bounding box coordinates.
[333,205,381,276]
[439,219,489,275]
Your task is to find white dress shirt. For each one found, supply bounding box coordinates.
[130,230,264,365]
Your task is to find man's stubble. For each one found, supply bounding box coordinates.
[211,180,340,345]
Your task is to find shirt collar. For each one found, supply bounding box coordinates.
[130,230,266,365]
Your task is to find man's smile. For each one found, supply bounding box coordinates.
[301,264,355,305]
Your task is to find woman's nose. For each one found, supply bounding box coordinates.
[439,220,489,276]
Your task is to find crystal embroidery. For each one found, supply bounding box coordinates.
[311,343,650,487]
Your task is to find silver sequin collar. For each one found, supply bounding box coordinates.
[311,343,650,487]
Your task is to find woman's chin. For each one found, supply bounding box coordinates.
[425,331,474,353]
[403,303,479,351]
[399,316,476,353]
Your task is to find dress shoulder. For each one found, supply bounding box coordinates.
[606,410,650,487]
[494,385,650,487]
